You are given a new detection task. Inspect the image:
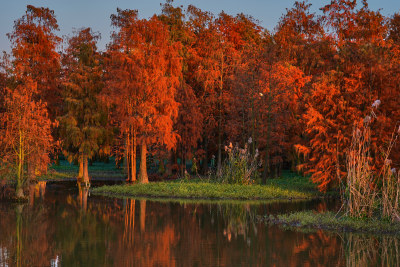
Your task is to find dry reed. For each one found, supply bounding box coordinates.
[344,100,400,221]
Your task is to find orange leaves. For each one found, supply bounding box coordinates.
[0,78,54,177]
[107,10,181,152]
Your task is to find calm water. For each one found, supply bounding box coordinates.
[0,181,399,267]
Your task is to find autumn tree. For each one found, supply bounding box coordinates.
[186,7,242,174]
[7,5,61,118]
[0,6,58,197]
[297,0,390,191]
[0,79,54,198]
[107,11,181,183]
[105,9,140,182]
[159,1,204,175]
[59,28,108,184]
[223,14,265,154]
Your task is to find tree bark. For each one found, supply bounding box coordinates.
[126,133,131,181]
[130,129,137,182]
[17,130,25,198]
[78,153,83,180]
[139,141,148,184]
[82,156,89,184]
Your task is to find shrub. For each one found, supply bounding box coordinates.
[217,140,259,185]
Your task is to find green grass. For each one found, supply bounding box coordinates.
[92,173,322,200]
[264,211,400,235]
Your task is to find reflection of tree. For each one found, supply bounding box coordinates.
[77,182,89,213]
[15,204,23,267]
[342,234,400,267]
[123,199,135,247]
[218,203,257,242]
[0,201,57,267]
[140,200,146,233]
[28,181,46,206]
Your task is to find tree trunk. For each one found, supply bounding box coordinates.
[139,141,148,184]
[126,133,131,181]
[17,130,25,199]
[82,156,89,185]
[130,129,137,182]
[78,153,83,180]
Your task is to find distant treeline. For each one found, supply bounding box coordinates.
[1,1,400,191]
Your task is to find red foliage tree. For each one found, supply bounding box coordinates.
[0,79,54,197]
[7,5,61,118]
[106,11,181,183]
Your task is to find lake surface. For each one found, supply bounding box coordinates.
[0,181,399,266]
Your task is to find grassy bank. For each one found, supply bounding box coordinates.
[263,211,400,235]
[92,174,323,200]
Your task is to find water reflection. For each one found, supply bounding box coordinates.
[0,182,399,266]
[77,182,89,213]
[342,234,400,267]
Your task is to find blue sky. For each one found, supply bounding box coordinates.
[1,0,399,52]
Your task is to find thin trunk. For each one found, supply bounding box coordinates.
[127,132,131,181]
[83,156,89,184]
[130,129,137,182]
[123,136,128,177]
[16,130,24,198]
[139,141,148,184]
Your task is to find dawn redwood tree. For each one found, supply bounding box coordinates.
[106,9,141,182]
[258,60,309,181]
[187,7,241,173]
[297,0,390,191]
[107,12,181,183]
[135,16,181,183]
[224,14,265,153]
[274,1,330,76]
[59,28,107,184]
[159,2,204,175]
[7,5,61,119]
[6,5,61,180]
[0,79,54,198]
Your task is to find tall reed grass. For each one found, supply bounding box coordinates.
[344,100,400,221]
